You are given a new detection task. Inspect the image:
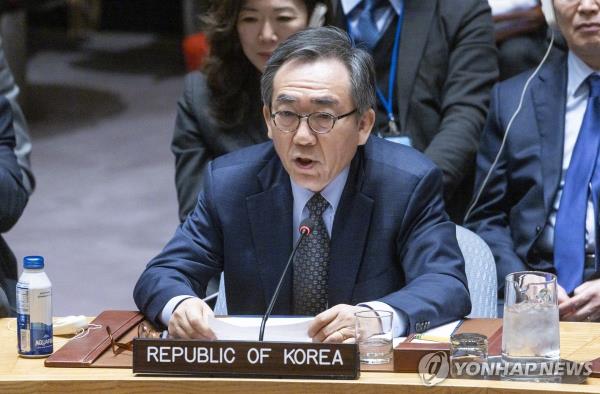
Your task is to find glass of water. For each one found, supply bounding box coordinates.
[355,310,393,364]
[450,333,488,378]
[502,271,560,374]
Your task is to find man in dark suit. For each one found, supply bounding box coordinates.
[0,96,28,317]
[328,0,499,221]
[466,0,600,321]
[0,34,34,195]
[134,27,470,341]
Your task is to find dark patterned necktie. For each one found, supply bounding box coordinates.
[293,193,330,315]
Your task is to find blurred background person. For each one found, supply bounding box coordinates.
[0,26,34,317]
[0,96,28,317]
[328,0,499,222]
[0,33,34,194]
[171,0,326,222]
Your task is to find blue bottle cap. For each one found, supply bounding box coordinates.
[23,256,44,269]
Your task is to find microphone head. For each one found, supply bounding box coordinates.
[298,218,316,236]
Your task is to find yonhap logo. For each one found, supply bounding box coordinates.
[417,351,593,386]
[418,351,450,386]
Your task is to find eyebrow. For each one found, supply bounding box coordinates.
[311,96,339,106]
[275,94,297,103]
[274,94,340,106]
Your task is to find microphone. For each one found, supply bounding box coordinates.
[258,218,315,341]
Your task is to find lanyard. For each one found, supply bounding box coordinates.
[376,15,403,134]
[346,9,404,134]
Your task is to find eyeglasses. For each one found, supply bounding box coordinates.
[106,326,133,354]
[106,322,162,354]
[270,109,357,134]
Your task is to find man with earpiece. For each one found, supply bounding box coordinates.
[466,0,600,322]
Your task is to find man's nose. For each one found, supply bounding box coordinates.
[578,0,600,13]
[292,118,317,145]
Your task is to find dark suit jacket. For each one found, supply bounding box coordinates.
[0,96,28,316]
[0,35,34,194]
[330,0,498,220]
[134,136,471,333]
[170,72,267,222]
[466,51,573,294]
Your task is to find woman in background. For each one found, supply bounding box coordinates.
[172,0,324,222]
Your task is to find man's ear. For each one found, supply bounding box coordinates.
[357,108,375,145]
[263,105,274,139]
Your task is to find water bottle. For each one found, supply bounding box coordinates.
[16,256,53,357]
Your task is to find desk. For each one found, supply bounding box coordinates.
[1,319,600,393]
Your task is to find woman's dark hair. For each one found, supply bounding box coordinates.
[201,0,319,129]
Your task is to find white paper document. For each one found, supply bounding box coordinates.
[208,316,313,342]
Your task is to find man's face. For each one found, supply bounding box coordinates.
[554,0,600,65]
[263,58,374,192]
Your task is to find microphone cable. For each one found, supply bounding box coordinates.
[464,30,555,223]
[258,218,315,341]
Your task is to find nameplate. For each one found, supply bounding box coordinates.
[132,339,360,379]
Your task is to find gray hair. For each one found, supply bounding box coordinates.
[261,26,376,115]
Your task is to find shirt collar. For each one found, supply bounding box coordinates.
[567,50,600,99]
[340,0,402,16]
[290,166,350,215]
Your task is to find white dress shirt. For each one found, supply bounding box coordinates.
[487,0,538,16]
[540,51,600,254]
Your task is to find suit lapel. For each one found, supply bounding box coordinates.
[247,156,294,313]
[395,0,437,131]
[328,150,374,306]
[532,55,567,213]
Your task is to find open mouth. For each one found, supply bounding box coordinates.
[295,157,315,168]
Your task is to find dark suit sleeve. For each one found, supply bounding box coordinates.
[171,73,212,223]
[0,96,27,232]
[465,84,527,290]
[379,165,471,333]
[0,36,34,194]
[134,160,223,327]
[423,0,498,197]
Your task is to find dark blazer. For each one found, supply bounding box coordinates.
[0,35,34,194]
[171,72,267,222]
[330,0,498,220]
[135,136,471,333]
[0,96,28,316]
[466,51,572,293]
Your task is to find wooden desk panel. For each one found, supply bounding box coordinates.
[1,319,600,393]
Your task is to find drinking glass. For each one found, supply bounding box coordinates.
[450,333,488,378]
[502,271,560,371]
[355,310,393,364]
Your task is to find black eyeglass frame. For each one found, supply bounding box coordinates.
[270,108,358,134]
